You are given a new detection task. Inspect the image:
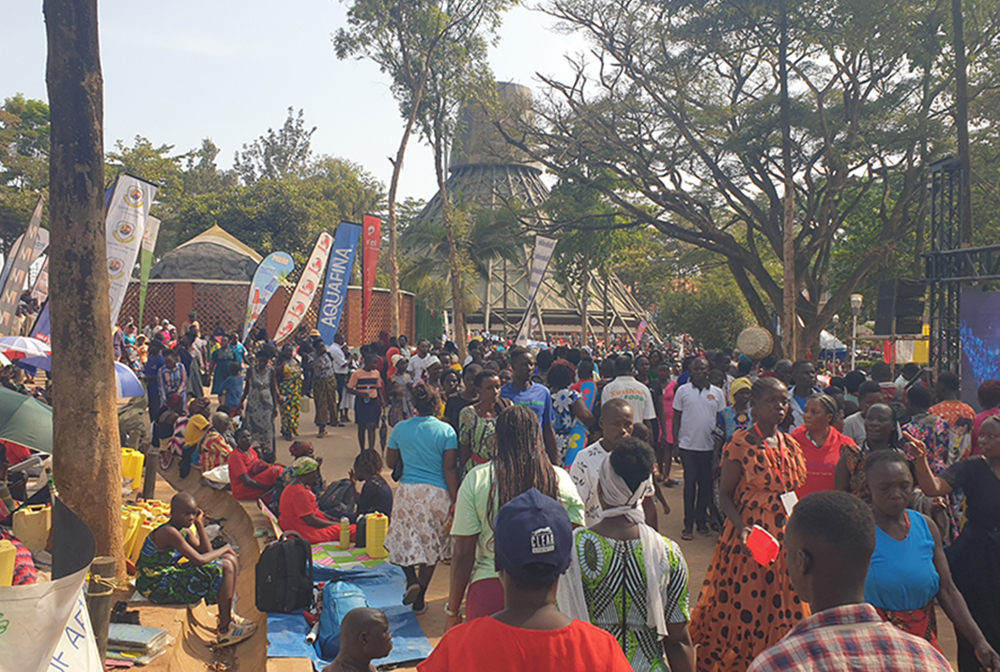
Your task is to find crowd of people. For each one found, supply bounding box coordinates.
[98,315,1000,670]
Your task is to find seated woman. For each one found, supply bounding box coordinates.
[863,449,998,667]
[349,448,393,519]
[199,411,233,472]
[136,493,255,647]
[227,427,284,501]
[278,456,344,543]
[558,437,694,672]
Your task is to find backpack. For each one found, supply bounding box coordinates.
[318,581,369,659]
[316,479,355,514]
[255,531,314,613]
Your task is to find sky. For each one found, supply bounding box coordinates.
[1,1,589,204]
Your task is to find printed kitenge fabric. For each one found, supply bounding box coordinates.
[903,414,960,544]
[245,363,276,458]
[690,429,809,671]
[387,372,415,426]
[458,404,500,474]
[552,387,583,463]
[574,530,690,672]
[279,358,302,436]
[135,525,223,605]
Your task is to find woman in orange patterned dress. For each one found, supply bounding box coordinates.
[690,377,809,671]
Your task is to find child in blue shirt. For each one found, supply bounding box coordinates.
[218,361,244,416]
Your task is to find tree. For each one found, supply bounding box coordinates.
[659,269,753,351]
[172,158,384,270]
[233,107,315,185]
[335,0,516,342]
[399,195,527,313]
[0,95,50,254]
[503,0,994,354]
[44,0,125,569]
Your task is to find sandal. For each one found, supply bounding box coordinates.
[402,584,421,606]
[216,620,257,648]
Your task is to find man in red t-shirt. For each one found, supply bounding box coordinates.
[418,489,632,672]
[228,428,283,501]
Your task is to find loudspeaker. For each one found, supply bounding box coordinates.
[874,279,925,335]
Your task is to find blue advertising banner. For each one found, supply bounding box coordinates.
[243,251,295,341]
[318,222,362,346]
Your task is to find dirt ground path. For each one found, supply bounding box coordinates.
[166,400,957,671]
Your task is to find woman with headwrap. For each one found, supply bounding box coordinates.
[558,437,694,672]
[277,456,344,543]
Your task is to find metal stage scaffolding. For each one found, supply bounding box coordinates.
[926,157,1000,372]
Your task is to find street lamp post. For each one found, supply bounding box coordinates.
[850,293,863,370]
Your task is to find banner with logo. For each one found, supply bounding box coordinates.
[361,214,381,341]
[0,197,43,336]
[243,251,295,341]
[515,235,557,346]
[106,175,158,327]
[274,232,333,343]
[30,256,49,304]
[0,498,102,670]
[137,216,160,329]
[318,222,362,346]
[30,300,50,344]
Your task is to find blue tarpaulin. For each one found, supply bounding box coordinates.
[267,562,433,670]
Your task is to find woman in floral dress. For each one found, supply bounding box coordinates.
[276,344,303,440]
[387,354,415,426]
[548,362,594,466]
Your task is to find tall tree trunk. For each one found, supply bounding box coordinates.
[779,3,797,360]
[433,135,468,363]
[44,0,125,571]
[386,85,426,338]
[952,0,973,246]
[580,253,590,346]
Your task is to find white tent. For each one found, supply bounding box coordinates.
[820,330,848,352]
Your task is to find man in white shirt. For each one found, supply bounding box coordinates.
[330,332,350,425]
[673,356,725,539]
[788,360,822,429]
[842,380,884,445]
[407,339,435,382]
[570,399,657,527]
[600,354,657,435]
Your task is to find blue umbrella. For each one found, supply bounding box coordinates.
[17,356,147,398]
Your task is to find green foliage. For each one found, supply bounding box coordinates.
[0,94,49,191]
[233,108,316,185]
[513,0,1000,351]
[0,95,50,253]
[658,271,754,350]
[172,158,384,270]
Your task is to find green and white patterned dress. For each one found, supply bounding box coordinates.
[574,530,690,672]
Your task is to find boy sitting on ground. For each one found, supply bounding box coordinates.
[322,607,394,672]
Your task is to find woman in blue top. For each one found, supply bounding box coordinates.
[863,449,996,661]
[385,383,459,614]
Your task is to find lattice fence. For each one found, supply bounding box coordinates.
[119,281,415,344]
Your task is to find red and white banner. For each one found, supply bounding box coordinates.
[274,232,333,343]
[361,214,381,340]
[635,319,648,346]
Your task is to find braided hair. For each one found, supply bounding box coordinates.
[487,405,559,528]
